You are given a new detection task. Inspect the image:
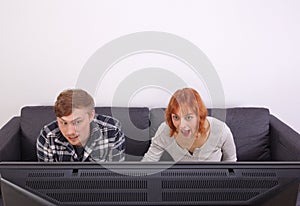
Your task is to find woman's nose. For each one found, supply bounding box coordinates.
[179,118,188,128]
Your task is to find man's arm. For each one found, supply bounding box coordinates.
[36,129,56,162]
[110,127,125,161]
[94,114,126,162]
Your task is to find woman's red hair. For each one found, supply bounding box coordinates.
[165,88,208,137]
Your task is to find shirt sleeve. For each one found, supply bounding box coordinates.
[221,125,237,161]
[36,128,55,162]
[109,121,125,162]
[141,122,170,162]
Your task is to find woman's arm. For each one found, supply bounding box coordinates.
[221,125,237,161]
[141,122,170,162]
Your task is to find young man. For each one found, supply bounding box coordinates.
[36,89,125,162]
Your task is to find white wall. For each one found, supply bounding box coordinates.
[0,0,299,133]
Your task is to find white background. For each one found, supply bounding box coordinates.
[0,0,299,133]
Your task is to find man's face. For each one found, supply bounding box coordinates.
[57,108,95,147]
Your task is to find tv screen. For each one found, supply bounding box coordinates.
[0,162,300,206]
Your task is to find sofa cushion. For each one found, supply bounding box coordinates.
[94,107,150,161]
[20,106,150,161]
[149,107,271,161]
[215,108,271,161]
[20,106,56,161]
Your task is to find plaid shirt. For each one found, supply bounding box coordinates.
[36,114,125,162]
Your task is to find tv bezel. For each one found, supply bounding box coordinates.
[1,161,300,206]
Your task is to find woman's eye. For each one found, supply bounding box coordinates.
[186,115,193,120]
[172,115,179,120]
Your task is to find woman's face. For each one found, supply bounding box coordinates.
[171,107,198,139]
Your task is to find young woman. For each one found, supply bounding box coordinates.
[142,88,237,162]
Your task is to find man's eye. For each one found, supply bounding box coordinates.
[74,120,82,125]
[62,122,67,125]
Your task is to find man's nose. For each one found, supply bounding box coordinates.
[66,123,76,135]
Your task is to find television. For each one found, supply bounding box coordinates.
[0,162,300,206]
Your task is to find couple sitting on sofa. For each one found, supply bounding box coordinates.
[36,88,237,163]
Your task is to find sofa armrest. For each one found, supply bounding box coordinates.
[269,115,300,160]
[0,117,22,161]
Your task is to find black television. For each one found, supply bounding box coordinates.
[0,162,300,206]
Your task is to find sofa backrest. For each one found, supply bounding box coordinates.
[20,106,271,161]
[20,106,150,161]
[149,107,271,161]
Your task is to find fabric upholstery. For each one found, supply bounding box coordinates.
[0,117,22,161]
[270,114,300,160]
[2,106,293,162]
[221,108,270,161]
[94,107,150,161]
[21,106,56,161]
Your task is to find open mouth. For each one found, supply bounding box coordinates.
[68,136,79,141]
[180,129,191,137]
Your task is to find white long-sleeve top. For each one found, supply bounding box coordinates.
[142,117,237,162]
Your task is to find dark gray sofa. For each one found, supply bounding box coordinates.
[1,106,300,206]
[0,106,300,162]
